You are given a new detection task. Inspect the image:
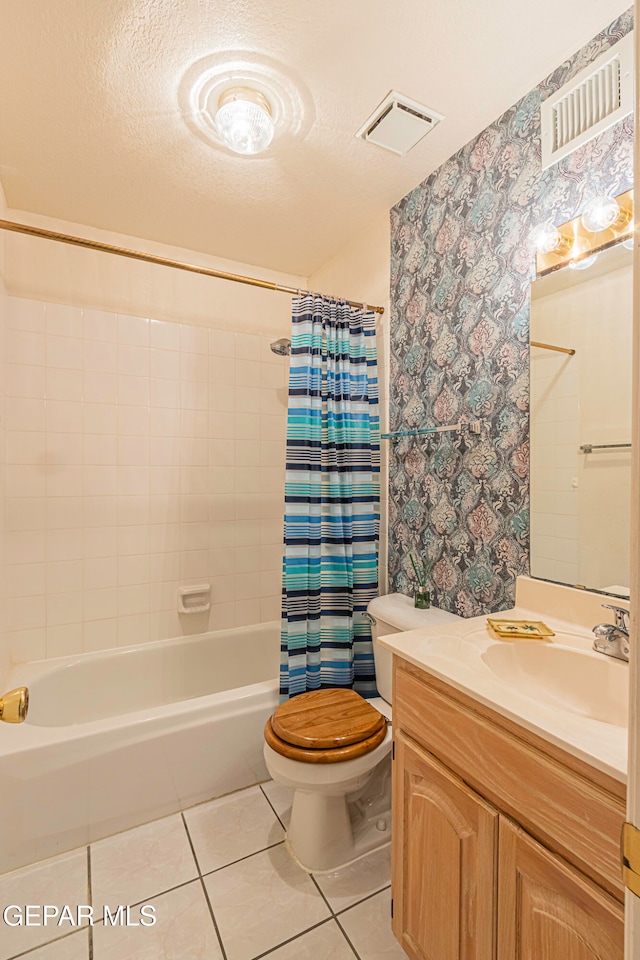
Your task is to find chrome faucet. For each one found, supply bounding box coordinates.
[592,604,630,662]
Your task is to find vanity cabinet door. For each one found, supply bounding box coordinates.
[497,817,623,960]
[392,732,498,960]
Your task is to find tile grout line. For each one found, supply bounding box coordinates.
[92,878,197,924]
[180,811,203,876]
[334,883,392,917]
[199,878,229,960]
[181,811,228,960]
[87,845,93,960]
[7,926,87,960]
[309,873,336,917]
[334,914,364,960]
[258,784,288,832]
[248,917,337,960]
[201,840,285,879]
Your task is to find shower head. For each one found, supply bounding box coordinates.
[270,338,291,356]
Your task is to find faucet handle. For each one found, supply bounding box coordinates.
[602,603,630,631]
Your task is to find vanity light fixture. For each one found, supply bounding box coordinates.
[215,87,275,155]
[581,195,621,233]
[535,188,633,277]
[569,253,598,270]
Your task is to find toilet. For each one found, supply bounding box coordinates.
[263,592,461,873]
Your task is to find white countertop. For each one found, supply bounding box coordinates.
[378,604,628,784]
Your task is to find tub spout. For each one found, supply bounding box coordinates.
[0,686,29,723]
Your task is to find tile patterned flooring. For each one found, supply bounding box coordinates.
[0,782,407,960]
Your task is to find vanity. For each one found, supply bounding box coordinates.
[380,577,628,960]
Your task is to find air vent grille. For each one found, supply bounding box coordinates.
[541,32,633,169]
[553,58,621,152]
[356,91,444,156]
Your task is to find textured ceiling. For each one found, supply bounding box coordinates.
[0,0,631,275]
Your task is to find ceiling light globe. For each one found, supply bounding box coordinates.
[215,88,274,155]
[581,196,620,233]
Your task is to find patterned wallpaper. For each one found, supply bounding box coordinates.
[388,10,634,616]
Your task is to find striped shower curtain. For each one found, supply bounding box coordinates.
[280,294,380,699]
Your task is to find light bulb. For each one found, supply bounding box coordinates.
[581,196,620,233]
[569,253,598,271]
[530,222,572,257]
[215,87,274,155]
[531,224,561,254]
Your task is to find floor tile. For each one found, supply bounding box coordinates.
[204,844,330,960]
[259,780,293,828]
[339,889,408,959]
[184,785,284,874]
[22,930,89,960]
[91,813,197,909]
[0,849,88,960]
[314,844,391,913]
[93,881,222,960]
[264,919,356,960]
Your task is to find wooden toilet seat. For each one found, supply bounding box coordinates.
[264,689,388,764]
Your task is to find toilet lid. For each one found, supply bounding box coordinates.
[264,716,388,764]
[272,689,386,749]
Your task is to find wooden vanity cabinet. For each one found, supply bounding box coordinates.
[498,819,623,960]
[393,733,497,960]
[391,659,625,960]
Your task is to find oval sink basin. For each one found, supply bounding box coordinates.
[481,642,628,728]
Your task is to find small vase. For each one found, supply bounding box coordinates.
[415,586,430,609]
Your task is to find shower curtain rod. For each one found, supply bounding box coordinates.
[0,219,385,315]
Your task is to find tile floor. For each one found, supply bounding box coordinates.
[0,782,407,960]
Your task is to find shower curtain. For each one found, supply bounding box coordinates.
[280,294,380,699]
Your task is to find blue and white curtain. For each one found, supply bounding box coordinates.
[280,295,380,699]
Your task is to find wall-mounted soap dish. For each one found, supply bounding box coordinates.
[178,584,211,614]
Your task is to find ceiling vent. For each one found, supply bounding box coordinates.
[541,32,633,169]
[356,91,444,156]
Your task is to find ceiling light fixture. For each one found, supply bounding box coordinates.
[581,195,621,233]
[215,87,275,155]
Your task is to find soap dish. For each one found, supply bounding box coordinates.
[487,618,555,640]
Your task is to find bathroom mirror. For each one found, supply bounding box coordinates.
[529,241,633,598]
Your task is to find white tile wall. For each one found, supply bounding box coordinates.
[4,299,288,662]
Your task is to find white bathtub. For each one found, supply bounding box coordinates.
[0,622,280,873]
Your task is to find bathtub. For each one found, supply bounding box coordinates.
[0,622,280,873]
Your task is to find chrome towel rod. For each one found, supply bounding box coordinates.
[580,442,632,453]
[381,420,482,441]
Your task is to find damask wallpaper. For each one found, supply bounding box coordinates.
[388,10,634,616]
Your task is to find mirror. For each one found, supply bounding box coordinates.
[529,241,633,598]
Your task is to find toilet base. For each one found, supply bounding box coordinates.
[285,756,391,873]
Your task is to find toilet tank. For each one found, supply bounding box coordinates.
[367,593,461,704]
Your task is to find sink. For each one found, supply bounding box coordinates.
[481,641,629,728]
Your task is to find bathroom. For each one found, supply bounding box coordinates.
[0,1,638,958]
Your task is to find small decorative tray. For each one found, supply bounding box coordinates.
[486,618,555,640]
